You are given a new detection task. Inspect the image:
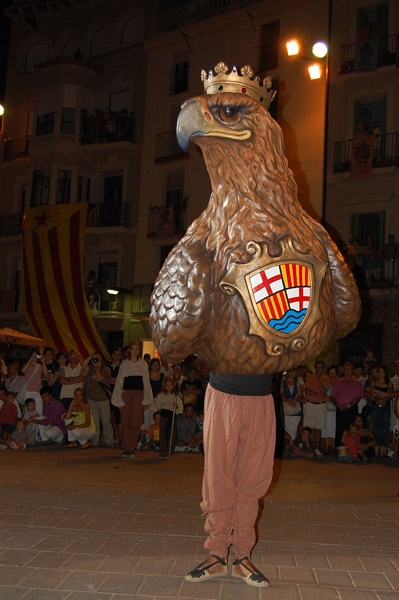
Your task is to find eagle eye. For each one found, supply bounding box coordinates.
[218,105,240,123]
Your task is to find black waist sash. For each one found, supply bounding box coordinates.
[209,372,273,396]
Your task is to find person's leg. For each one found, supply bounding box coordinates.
[98,401,114,447]
[87,399,100,446]
[231,394,275,558]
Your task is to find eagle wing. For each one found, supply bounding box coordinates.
[150,240,211,362]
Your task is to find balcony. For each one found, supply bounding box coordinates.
[155,130,188,163]
[346,253,399,291]
[0,213,23,236]
[339,34,399,75]
[0,290,17,312]
[80,114,135,145]
[86,203,130,228]
[131,283,153,315]
[85,288,125,313]
[151,0,256,34]
[3,136,31,162]
[147,204,186,237]
[333,132,399,173]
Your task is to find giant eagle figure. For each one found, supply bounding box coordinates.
[150,62,361,374]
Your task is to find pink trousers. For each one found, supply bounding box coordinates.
[201,385,276,558]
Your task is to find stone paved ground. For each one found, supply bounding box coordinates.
[0,446,398,599]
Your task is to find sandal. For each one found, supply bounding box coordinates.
[185,554,228,582]
[232,556,269,587]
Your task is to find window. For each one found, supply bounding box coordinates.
[160,245,174,268]
[350,210,385,250]
[56,169,72,204]
[31,169,50,207]
[99,260,117,288]
[101,172,124,225]
[24,43,47,71]
[166,171,185,232]
[77,175,91,203]
[259,21,280,72]
[36,112,54,136]
[104,172,123,205]
[61,107,76,134]
[173,53,189,94]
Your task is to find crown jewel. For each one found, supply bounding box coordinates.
[201,61,276,109]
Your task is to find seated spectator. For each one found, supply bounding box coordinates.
[0,390,18,442]
[353,414,376,460]
[139,411,161,451]
[186,410,204,452]
[38,386,66,444]
[175,404,198,451]
[339,423,362,463]
[64,388,96,448]
[154,375,183,459]
[180,367,203,408]
[291,426,314,458]
[23,397,42,445]
[8,417,27,451]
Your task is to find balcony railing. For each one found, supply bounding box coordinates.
[80,116,135,145]
[147,204,186,237]
[0,212,23,236]
[151,0,256,34]
[339,33,399,74]
[333,132,399,173]
[86,202,130,227]
[85,289,125,313]
[346,252,399,291]
[0,290,17,312]
[3,136,31,162]
[131,283,153,315]
[155,130,188,162]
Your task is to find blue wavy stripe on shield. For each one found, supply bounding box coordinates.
[269,309,307,333]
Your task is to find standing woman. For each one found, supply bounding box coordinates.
[20,349,49,414]
[111,340,153,458]
[369,365,393,458]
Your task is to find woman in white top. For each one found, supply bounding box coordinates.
[111,340,152,458]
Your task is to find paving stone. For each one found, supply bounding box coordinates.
[0,448,398,600]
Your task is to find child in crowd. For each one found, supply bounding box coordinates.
[0,390,18,443]
[147,411,161,450]
[339,423,363,463]
[8,417,28,450]
[23,397,41,445]
[292,426,314,458]
[186,410,204,452]
[153,375,183,459]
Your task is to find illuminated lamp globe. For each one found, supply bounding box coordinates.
[312,41,328,58]
[0,105,4,116]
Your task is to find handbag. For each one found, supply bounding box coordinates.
[97,379,112,399]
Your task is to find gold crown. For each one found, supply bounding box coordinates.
[201,61,276,109]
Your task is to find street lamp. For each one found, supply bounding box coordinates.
[285,38,328,80]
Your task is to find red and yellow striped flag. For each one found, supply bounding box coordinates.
[21,203,109,359]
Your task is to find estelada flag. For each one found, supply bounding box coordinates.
[21,203,109,359]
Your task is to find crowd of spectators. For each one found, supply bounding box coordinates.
[1,344,398,465]
[278,349,399,463]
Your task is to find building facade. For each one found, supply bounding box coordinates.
[0,0,398,364]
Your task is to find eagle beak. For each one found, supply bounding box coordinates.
[176,97,211,152]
